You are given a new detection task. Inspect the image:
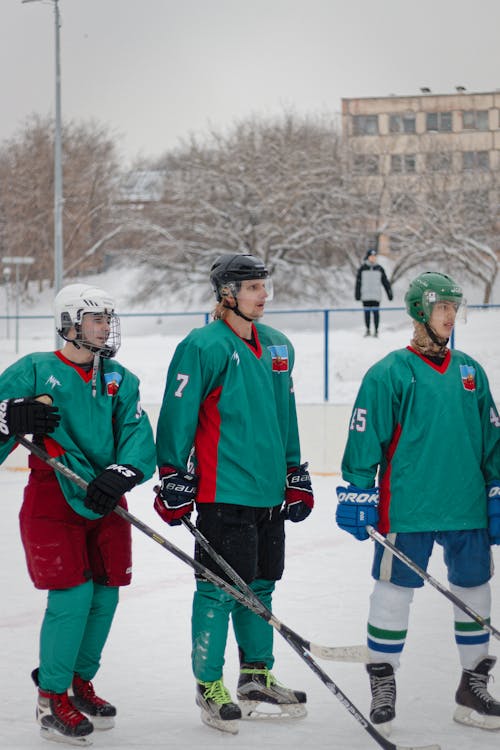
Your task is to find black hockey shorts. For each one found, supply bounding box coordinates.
[194,503,285,585]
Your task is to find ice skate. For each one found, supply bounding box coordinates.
[70,674,116,730]
[366,662,396,737]
[37,688,94,746]
[237,662,307,720]
[196,679,241,734]
[454,655,500,730]
[32,668,93,746]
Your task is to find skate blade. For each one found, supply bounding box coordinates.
[40,726,93,746]
[86,715,114,731]
[200,710,239,734]
[453,705,500,730]
[239,699,307,720]
[372,719,392,737]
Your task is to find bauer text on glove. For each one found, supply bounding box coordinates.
[84,464,143,515]
[154,466,197,526]
[283,462,314,522]
[0,396,60,440]
[335,485,379,541]
[487,482,500,544]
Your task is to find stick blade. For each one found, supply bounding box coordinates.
[310,644,369,662]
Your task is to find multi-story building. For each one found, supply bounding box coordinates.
[341,89,500,253]
[342,89,500,179]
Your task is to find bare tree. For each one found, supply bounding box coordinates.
[385,165,499,302]
[0,114,122,290]
[122,113,383,304]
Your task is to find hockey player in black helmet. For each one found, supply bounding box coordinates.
[335,269,500,735]
[155,253,313,734]
[209,253,273,321]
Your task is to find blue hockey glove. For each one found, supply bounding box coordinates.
[283,462,314,522]
[487,482,500,544]
[154,465,197,526]
[335,484,379,541]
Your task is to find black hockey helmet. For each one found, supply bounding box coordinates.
[210,253,269,301]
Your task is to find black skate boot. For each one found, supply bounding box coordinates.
[196,678,241,734]
[70,673,116,730]
[237,662,307,719]
[454,655,500,730]
[366,662,396,736]
[32,668,93,745]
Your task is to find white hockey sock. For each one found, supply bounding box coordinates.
[367,580,414,669]
[451,582,491,670]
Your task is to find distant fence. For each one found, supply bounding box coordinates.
[1,304,499,404]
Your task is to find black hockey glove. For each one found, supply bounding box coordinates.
[154,465,197,526]
[84,464,144,516]
[283,462,314,522]
[0,397,61,440]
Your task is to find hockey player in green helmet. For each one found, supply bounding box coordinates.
[336,270,500,735]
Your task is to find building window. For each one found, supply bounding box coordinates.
[352,154,379,174]
[352,115,379,136]
[389,114,416,134]
[462,151,490,170]
[426,152,452,171]
[391,154,417,174]
[462,110,489,131]
[426,112,452,132]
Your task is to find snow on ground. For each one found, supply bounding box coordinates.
[3,471,500,750]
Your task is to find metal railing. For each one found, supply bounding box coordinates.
[1,303,499,403]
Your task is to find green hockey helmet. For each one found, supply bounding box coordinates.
[405,272,463,324]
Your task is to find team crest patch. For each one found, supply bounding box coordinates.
[459,364,476,391]
[104,371,122,396]
[268,344,289,372]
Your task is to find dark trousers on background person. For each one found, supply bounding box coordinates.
[363,300,380,335]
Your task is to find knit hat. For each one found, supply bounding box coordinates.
[364,248,377,260]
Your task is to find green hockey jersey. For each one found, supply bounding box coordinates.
[341,346,500,533]
[0,350,156,519]
[156,320,301,507]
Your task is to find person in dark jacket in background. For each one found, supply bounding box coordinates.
[355,249,393,337]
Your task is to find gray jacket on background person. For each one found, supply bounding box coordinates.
[355,251,393,303]
[355,249,393,336]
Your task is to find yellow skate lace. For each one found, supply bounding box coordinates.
[200,679,233,705]
[240,666,279,688]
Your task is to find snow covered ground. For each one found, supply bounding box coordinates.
[2,273,500,749]
[3,470,500,750]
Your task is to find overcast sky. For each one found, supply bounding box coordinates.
[2,0,500,166]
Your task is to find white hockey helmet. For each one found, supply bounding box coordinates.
[54,283,121,357]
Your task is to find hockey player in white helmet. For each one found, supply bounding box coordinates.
[0,282,156,745]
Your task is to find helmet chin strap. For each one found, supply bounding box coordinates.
[424,322,449,348]
[91,351,101,398]
[223,298,254,323]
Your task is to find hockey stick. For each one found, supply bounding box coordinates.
[17,435,438,750]
[367,525,500,641]
[181,516,368,663]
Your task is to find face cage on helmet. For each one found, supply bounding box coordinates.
[59,312,121,358]
[218,277,274,303]
[421,291,466,323]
